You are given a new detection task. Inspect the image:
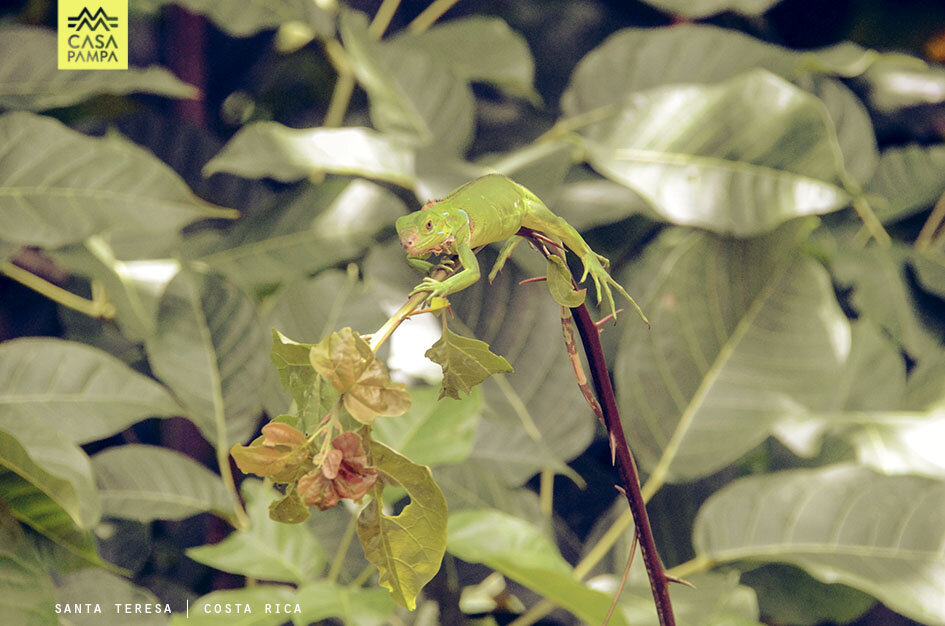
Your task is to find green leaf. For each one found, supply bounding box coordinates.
[0,112,237,248]
[425,328,514,400]
[293,580,396,626]
[269,330,339,433]
[387,16,539,103]
[309,327,410,424]
[867,144,945,223]
[268,488,310,524]
[93,444,235,523]
[545,256,586,307]
[637,0,783,18]
[858,54,945,112]
[187,480,324,584]
[0,337,179,444]
[339,8,474,153]
[741,564,875,626]
[356,440,447,610]
[170,586,297,626]
[192,180,406,291]
[693,464,945,625]
[372,386,481,466]
[0,420,101,564]
[447,509,627,625]
[913,251,945,301]
[606,570,761,625]
[433,462,543,524]
[55,569,169,626]
[554,176,655,231]
[51,239,180,341]
[0,26,196,111]
[0,503,57,626]
[204,123,415,187]
[832,244,940,360]
[578,69,850,236]
[615,226,851,481]
[134,0,333,40]
[146,269,268,448]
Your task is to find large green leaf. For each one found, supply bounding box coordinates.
[93,444,235,523]
[191,180,406,291]
[187,480,324,584]
[204,123,415,187]
[447,509,627,626]
[0,112,236,249]
[339,9,475,154]
[372,386,481,466]
[0,337,179,444]
[561,25,876,187]
[145,269,267,448]
[867,143,945,223]
[387,16,539,102]
[0,416,99,529]
[578,69,850,235]
[356,440,447,610]
[433,462,543,524]
[0,26,195,111]
[693,465,945,624]
[0,419,101,564]
[0,503,56,626]
[615,226,850,481]
[293,581,396,626]
[55,569,169,626]
[134,0,333,39]
[638,0,782,18]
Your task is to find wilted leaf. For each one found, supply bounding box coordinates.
[425,328,513,400]
[187,480,324,584]
[356,440,447,610]
[545,256,586,307]
[298,432,377,510]
[0,337,179,444]
[0,112,236,249]
[0,26,196,111]
[693,465,945,624]
[93,444,235,522]
[309,327,410,424]
[448,509,626,625]
[204,123,416,186]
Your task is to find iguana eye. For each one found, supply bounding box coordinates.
[425,220,433,231]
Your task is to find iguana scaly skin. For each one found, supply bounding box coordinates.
[396,174,643,322]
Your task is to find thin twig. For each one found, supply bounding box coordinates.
[1,261,115,319]
[916,188,945,251]
[408,0,462,33]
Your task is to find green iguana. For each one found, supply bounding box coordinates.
[395,173,645,323]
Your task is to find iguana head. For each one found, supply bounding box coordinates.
[396,204,453,256]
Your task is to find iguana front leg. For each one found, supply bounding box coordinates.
[408,241,480,303]
[406,253,434,275]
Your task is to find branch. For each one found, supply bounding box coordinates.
[569,302,676,626]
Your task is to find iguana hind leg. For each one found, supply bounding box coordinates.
[488,236,524,283]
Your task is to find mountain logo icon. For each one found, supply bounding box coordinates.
[66,7,119,31]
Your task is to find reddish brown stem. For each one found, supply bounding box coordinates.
[570,303,676,625]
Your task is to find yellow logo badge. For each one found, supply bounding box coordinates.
[58,0,128,70]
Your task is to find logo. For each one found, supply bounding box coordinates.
[58,0,127,70]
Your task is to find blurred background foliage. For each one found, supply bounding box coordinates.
[2,0,945,624]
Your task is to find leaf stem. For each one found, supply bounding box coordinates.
[328,511,360,583]
[539,469,554,521]
[407,0,462,33]
[348,562,377,587]
[850,195,891,247]
[1,261,116,319]
[218,447,250,530]
[915,188,945,251]
[369,0,402,38]
[369,267,454,352]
